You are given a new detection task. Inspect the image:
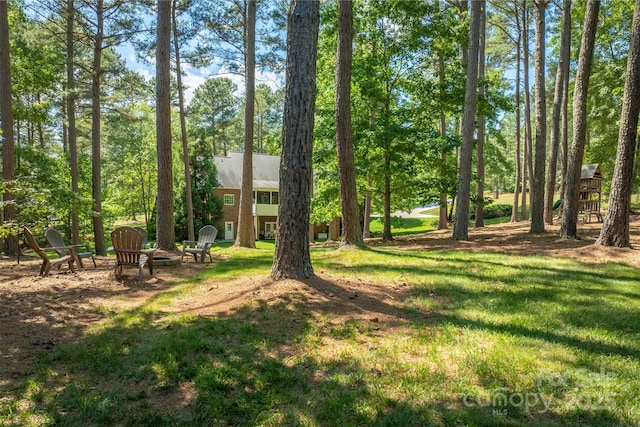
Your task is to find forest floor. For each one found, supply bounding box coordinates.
[2,214,640,388]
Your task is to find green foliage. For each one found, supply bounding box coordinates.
[312,0,511,234]
[2,0,634,249]
[190,0,286,74]
[479,203,513,219]
[188,77,240,155]
[312,0,466,229]
[174,133,224,242]
[0,178,54,239]
[570,0,635,195]
[103,103,158,226]
[9,1,61,146]
[13,146,94,235]
[254,83,284,155]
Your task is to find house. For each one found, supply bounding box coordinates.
[213,152,280,241]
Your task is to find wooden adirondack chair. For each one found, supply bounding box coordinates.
[134,226,149,249]
[23,227,76,276]
[111,226,155,281]
[45,228,96,268]
[181,225,217,263]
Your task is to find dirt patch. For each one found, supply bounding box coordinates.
[377,214,640,269]
[2,216,639,387]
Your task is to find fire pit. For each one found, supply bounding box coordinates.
[152,256,181,266]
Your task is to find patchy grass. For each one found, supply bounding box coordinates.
[2,244,640,426]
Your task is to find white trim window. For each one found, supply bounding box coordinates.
[224,194,235,205]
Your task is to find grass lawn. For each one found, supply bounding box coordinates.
[2,239,640,427]
[369,216,438,236]
[419,193,545,226]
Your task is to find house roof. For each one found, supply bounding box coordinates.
[581,164,602,179]
[214,152,280,189]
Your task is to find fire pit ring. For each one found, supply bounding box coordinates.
[152,256,181,266]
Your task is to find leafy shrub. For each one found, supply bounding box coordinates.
[482,203,513,219]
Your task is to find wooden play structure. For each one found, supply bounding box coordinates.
[579,164,603,223]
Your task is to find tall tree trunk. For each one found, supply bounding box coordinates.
[155,0,176,250]
[67,0,80,246]
[560,37,570,205]
[438,6,448,230]
[530,0,548,233]
[474,3,486,228]
[336,0,363,248]
[362,106,376,239]
[91,0,106,256]
[61,89,67,154]
[512,8,522,223]
[545,0,571,224]
[271,0,319,280]
[453,0,483,241]
[236,0,257,248]
[37,93,44,149]
[439,95,449,228]
[363,185,372,239]
[522,1,532,221]
[382,150,392,241]
[596,0,640,247]
[521,139,528,219]
[172,0,195,243]
[560,0,600,238]
[0,0,18,256]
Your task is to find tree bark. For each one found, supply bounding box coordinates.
[236,0,257,248]
[596,0,640,247]
[560,0,600,239]
[475,3,486,228]
[560,36,570,205]
[521,1,532,221]
[545,0,571,225]
[362,110,375,240]
[172,0,195,243]
[335,0,363,248]
[271,0,319,280]
[67,0,80,246]
[363,188,372,239]
[530,0,548,233]
[512,6,522,223]
[438,25,448,230]
[0,0,18,256]
[91,0,106,256]
[453,0,483,241]
[155,0,176,250]
[382,150,392,241]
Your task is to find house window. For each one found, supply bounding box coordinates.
[257,191,271,204]
[224,194,235,205]
[271,192,278,205]
[264,222,277,239]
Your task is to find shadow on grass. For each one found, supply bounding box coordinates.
[7,298,628,426]
[2,252,637,426]
[4,295,431,426]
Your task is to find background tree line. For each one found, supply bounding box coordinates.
[2,0,640,264]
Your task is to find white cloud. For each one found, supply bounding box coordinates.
[196,65,284,100]
[181,69,207,105]
[256,70,284,91]
[116,42,283,105]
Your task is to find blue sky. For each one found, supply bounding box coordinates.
[117,42,284,105]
